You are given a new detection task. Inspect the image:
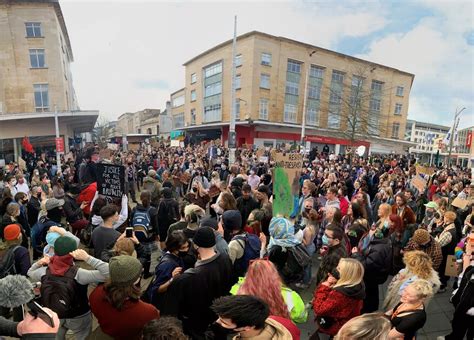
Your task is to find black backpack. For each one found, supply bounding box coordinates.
[0,246,21,278]
[40,266,79,319]
[280,244,311,283]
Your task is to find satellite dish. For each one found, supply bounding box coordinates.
[356,145,366,156]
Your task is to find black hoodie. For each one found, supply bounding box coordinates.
[334,282,366,300]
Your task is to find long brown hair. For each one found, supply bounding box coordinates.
[104,281,141,311]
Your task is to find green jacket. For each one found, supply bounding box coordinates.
[230,277,308,323]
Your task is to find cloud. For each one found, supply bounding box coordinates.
[135,79,169,90]
[62,1,390,120]
[356,1,473,129]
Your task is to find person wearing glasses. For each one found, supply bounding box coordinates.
[315,224,347,286]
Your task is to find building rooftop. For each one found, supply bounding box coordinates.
[7,0,74,61]
[407,119,450,131]
[183,31,415,81]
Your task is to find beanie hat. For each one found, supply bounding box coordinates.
[54,236,78,256]
[4,224,21,241]
[193,227,216,248]
[199,216,218,231]
[222,210,242,231]
[46,232,61,246]
[148,169,156,178]
[109,255,142,286]
[412,229,431,245]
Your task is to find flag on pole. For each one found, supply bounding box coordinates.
[22,136,34,153]
[453,117,460,148]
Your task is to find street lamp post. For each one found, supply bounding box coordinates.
[447,107,466,167]
[228,15,237,164]
[54,105,61,169]
[301,50,316,149]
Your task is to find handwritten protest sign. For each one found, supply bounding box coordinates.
[451,197,469,209]
[416,165,435,176]
[107,143,119,151]
[273,153,303,218]
[410,175,427,193]
[96,164,125,199]
[18,157,26,171]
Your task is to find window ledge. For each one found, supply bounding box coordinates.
[260,87,270,90]
[30,67,48,70]
[26,36,45,39]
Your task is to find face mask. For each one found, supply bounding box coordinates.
[192,187,197,193]
[178,251,188,257]
[305,208,311,213]
[249,171,255,175]
[322,234,330,245]
[426,210,434,218]
[221,165,227,170]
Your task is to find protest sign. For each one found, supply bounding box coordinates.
[273,152,303,217]
[18,157,26,171]
[96,164,125,199]
[451,197,469,209]
[107,143,119,151]
[416,165,435,176]
[445,255,459,277]
[410,175,427,193]
[99,149,111,160]
[259,156,269,163]
[256,148,265,159]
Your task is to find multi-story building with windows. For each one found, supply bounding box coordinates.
[0,0,98,162]
[404,120,450,164]
[170,31,414,153]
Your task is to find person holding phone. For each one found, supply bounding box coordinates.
[311,258,365,339]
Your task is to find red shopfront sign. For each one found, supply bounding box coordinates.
[55,137,64,153]
[466,130,472,148]
[256,130,370,147]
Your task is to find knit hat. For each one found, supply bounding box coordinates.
[424,201,438,209]
[193,227,216,248]
[200,216,218,231]
[54,236,78,256]
[45,198,65,211]
[109,255,143,286]
[4,224,21,241]
[412,229,431,245]
[46,232,61,246]
[222,210,242,231]
[148,169,156,178]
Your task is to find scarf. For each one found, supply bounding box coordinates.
[48,254,74,276]
[267,217,301,250]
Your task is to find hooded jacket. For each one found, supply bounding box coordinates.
[313,283,365,335]
[231,317,293,340]
[352,237,393,284]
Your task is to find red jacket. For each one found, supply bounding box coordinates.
[76,182,96,216]
[269,316,300,340]
[312,284,364,335]
[90,285,159,340]
[338,196,349,216]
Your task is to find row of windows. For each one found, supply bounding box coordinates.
[172,95,185,108]
[204,82,222,97]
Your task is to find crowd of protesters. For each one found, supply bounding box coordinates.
[0,140,472,340]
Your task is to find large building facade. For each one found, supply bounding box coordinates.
[0,0,98,162]
[404,120,450,163]
[171,31,414,153]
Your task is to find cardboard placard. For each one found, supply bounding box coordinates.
[259,156,269,164]
[18,157,26,171]
[99,149,112,160]
[451,197,469,209]
[208,185,220,198]
[107,143,119,151]
[96,164,125,199]
[273,152,303,217]
[410,175,427,193]
[416,165,435,176]
[445,255,459,277]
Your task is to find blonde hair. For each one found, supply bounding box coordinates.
[335,313,390,340]
[443,211,456,223]
[403,250,433,280]
[113,238,135,256]
[379,203,391,217]
[407,279,434,300]
[333,258,364,288]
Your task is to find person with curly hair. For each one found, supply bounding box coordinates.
[383,250,440,311]
[142,317,188,340]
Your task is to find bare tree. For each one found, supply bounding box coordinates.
[92,117,112,147]
[321,65,396,148]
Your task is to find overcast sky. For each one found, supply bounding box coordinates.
[61,0,473,128]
